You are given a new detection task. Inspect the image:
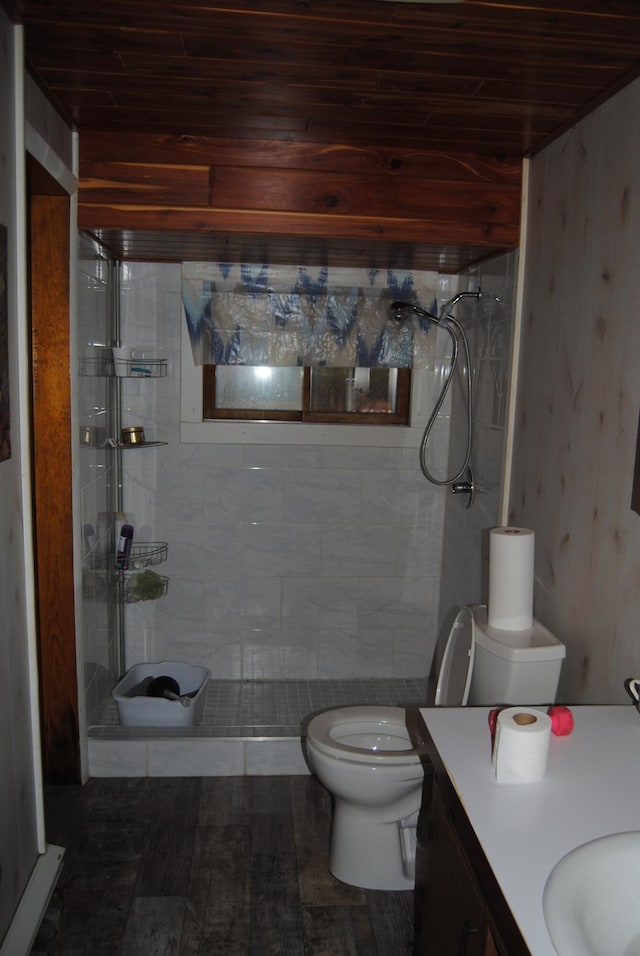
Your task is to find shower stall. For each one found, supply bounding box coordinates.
[77,244,517,776]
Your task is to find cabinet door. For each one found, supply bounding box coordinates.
[418,784,490,956]
[484,931,501,956]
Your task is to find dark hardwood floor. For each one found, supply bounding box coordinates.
[41,775,415,955]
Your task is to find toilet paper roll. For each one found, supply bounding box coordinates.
[493,707,551,784]
[488,527,535,631]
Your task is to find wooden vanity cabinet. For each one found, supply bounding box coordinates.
[418,778,501,956]
[407,709,530,956]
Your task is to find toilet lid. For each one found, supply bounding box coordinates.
[434,606,475,706]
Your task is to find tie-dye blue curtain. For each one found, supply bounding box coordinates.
[181,262,439,368]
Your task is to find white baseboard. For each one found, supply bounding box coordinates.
[0,844,65,956]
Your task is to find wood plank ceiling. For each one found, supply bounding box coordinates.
[6,0,640,271]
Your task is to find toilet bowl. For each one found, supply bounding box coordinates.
[304,605,566,891]
[305,706,424,890]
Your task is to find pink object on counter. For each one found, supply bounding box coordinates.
[548,705,574,736]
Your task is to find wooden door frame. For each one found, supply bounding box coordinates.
[28,157,81,784]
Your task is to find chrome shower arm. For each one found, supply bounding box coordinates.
[439,290,481,320]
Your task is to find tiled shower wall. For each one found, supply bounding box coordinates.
[77,238,117,725]
[436,251,518,661]
[117,263,449,683]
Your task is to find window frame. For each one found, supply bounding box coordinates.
[203,365,411,426]
[180,318,437,449]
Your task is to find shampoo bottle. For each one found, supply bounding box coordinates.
[116,524,134,570]
[114,511,126,550]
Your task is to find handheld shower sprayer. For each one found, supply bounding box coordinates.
[389,291,480,489]
[390,301,440,324]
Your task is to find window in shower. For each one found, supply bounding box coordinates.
[203,365,411,425]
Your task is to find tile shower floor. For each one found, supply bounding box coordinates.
[89,678,433,738]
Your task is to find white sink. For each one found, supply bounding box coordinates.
[543,831,640,956]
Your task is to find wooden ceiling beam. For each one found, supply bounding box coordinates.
[79,133,522,182]
[77,202,519,248]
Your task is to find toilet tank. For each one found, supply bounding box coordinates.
[467,606,565,706]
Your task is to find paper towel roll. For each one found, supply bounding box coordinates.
[488,527,535,631]
[492,707,551,784]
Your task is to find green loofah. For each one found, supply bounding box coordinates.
[129,569,165,601]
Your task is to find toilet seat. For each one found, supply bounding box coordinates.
[306,706,421,765]
[434,605,475,706]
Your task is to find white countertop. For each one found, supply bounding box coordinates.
[419,705,640,956]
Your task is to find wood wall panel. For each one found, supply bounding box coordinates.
[80,133,522,183]
[207,167,521,223]
[78,133,522,266]
[80,162,211,206]
[78,203,519,247]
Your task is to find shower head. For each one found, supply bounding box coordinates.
[391,291,482,324]
[389,301,440,323]
[390,300,413,321]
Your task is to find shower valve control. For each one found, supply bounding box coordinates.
[451,469,475,508]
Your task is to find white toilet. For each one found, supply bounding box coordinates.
[304,605,566,891]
